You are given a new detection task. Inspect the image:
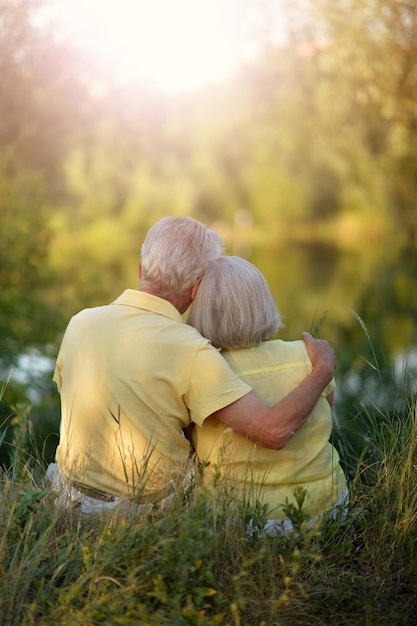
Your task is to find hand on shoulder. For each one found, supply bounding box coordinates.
[301,331,336,384]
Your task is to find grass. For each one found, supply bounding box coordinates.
[1,361,417,625]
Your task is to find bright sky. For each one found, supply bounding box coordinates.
[44,0,255,94]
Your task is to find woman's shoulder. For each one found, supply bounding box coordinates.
[223,339,309,370]
[263,338,309,361]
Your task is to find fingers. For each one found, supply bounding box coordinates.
[301,331,330,349]
[301,331,336,371]
[301,331,316,350]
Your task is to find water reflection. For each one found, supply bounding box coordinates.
[252,237,417,432]
[253,238,417,361]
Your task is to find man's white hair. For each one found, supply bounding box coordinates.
[140,216,223,299]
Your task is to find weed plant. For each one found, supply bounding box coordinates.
[1,334,417,625]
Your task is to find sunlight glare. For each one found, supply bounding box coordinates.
[50,0,243,93]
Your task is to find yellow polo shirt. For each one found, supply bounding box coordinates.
[192,340,347,519]
[54,289,251,498]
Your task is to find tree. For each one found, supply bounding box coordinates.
[296,0,417,242]
[0,171,57,364]
[0,0,94,365]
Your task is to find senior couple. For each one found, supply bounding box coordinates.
[48,216,347,532]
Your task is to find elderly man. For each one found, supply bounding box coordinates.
[48,216,336,512]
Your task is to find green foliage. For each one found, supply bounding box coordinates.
[297,0,417,243]
[333,307,417,481]
[0,374,59,469]
[0,172,57,365]
[1,357,417,625]
[1,396,417,625]
[1,0,417,367]
[1,3,417,621]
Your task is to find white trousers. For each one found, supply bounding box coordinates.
[46,463,129,514]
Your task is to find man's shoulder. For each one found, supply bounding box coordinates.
[71,304,111,321]
[174,323,217,352]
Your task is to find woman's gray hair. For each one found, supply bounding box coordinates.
[140,216,223,299]
[187,256,283,349]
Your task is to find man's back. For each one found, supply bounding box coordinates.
[54,289,250,497]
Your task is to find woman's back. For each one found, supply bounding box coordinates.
[192,339,346,519]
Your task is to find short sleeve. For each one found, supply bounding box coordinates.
[186,340,251,427]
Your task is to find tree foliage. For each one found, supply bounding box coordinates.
[0,0,94,365]
[1,0,416,372]
[297,0,417,241]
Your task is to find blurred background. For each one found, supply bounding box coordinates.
[1,0,416,469]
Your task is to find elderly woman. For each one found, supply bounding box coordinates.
[187,256,347,534]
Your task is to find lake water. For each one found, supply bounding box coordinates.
[252,235,417,364]
[249,234,417,430]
